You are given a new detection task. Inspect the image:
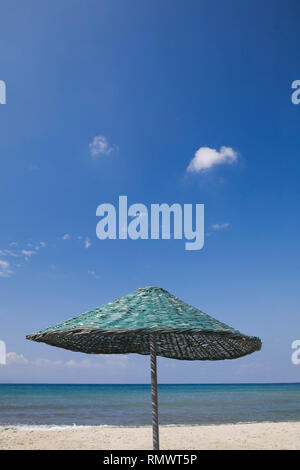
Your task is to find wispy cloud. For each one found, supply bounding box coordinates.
[187,146,238,173]
[88,269,99,279]
[0,249,19,257]
[211,223,230,230]
[6,352,128,369]
[62,234,71,240]
[6,352,29,364]
[0,259,12,277]
[89,135,117,158]
[0,235,91,280]
[0,240,47,278]
[21,249,37,259]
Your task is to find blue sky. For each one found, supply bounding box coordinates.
[0,0,300,383]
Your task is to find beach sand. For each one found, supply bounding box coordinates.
[1,422,300,450]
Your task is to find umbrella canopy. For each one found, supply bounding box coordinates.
[26,286,261,360]
[26,286,262,450]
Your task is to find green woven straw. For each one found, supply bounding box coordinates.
[26,286,261,360]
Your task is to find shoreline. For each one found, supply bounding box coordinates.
[1,421,300,450]
[1,418,300,430]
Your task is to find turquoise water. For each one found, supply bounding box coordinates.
[0,383,300,428]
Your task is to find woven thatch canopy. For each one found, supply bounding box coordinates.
[26,286,261,360]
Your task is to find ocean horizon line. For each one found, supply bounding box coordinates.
[0,381,299,386]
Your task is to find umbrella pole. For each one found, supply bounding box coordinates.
[150,333,159,450]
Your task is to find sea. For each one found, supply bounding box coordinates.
[0,383,299,429]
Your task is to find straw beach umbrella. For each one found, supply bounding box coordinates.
[26,286,261,450]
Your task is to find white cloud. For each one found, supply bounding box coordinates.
[34,242,46,251]
[89,135,116,158]
[64,356,128,369]
[5,352,128,369]
[6,352,29,364]
[0,235,97,279]
[211,223,230,230]
[21,249,37,261]
[2,249,18,257]
[65,359,93,368]
[187,146,238,173]
[0,259,12,277]
[85,237,91,249]
[0,240,48,277]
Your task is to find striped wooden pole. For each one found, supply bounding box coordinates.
[150,334,159,450]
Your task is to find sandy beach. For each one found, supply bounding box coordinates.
[1,422,300,450]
